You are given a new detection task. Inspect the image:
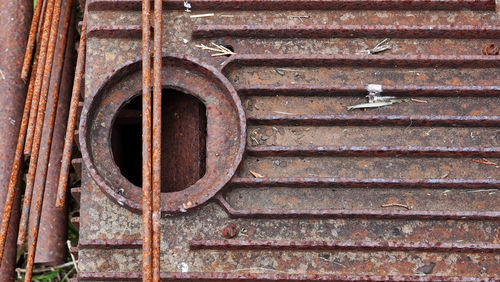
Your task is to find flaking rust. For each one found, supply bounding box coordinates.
[0,0,31,280]
[78,0,499,280]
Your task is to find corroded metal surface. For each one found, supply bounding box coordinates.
[0,0,32,280]
[28,0,76,266]
[56,8,88,208]
[23,0,74,279]
[79,0,499,280]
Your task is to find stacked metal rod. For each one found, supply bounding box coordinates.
[0,0,32,280]
[142,0,162,280]
[0,0,75,279]
[56,6,87,208]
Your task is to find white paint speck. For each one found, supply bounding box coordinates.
[177,262,189,272]
[183,1,191,12]
[367,84,383,94]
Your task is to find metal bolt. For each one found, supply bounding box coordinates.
[221,224,239,239]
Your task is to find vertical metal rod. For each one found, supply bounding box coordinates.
[0,0,54,266]
[32,0,75,265]
[0,0,32,274]
[55,5,87,209]
[21,0,45,81]
[141,0,153,280]
[24,0,53,156]
[24,0,72,279]
[152,0,162,279]
[17,0,62,246]
[0,36,39,270]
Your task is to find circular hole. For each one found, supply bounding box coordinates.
[111,88,207,192]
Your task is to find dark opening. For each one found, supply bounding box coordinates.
[222,45,234,57]
[111,89,207,192]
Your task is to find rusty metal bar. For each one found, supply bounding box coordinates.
[190,239,500,253]
[248,114,500,127]
[215,194,500,221]
[29,0,75,266]
[86,25,142,38]
[152,0,162,279]
[141,0,153,279]
[0,0,53,267]
[223,54,500,69]
[78,272,496,281]
[247,145,500,158]
[236,85,500,97]
[23,0,73,278]
[87,0,497,11]
[230,177,500,189]
[17,0,63,247]
[0,0,32,278]
[24,0,53,156]
[88,23,500,41]
[79,239,143,249]
[193,24,500,39]
[55,8,88,208]
[20,0,44,81]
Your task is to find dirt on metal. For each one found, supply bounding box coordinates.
[28,0,76,266]
[77,0,499,280]
[0,0,32,280]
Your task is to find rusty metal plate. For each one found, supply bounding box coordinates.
[78,0,500,280]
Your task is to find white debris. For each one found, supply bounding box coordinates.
[183,1,191,12]
[367,84,382,95]
[347,84,404,110]
[177,262,189,273]
[190,13,214,18]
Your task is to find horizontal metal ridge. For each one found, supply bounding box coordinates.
[215,195,500,220]
[230,177,500,189]
[194,24,500,38]
[223,54,500,68]
[236,85,500,97]
[79,239,142,249]
[246,145,500,157]
[247,114,500,127]
[190,239,500,253]
[87,25,141,38]
[87,0,496,11]
[78,271,497,281]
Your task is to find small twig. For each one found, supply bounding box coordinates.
[462,189,498,194]
[61,267,76,282]
[381,203,411,210]
[411,98,428,103]
[347,100,401,110]
[275,68,306,72]
[288,15,310,22]
[272,111,294,115]
[358,38,393,54]
[472,158,498,166]
[232,267,286,273]
[0,69,5,80]
[220,14,234,17]
[190,13,214,18]
[318,256,346,267]
[15,261,76,274]
[249,170,264,178]
[67,240,80,272]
